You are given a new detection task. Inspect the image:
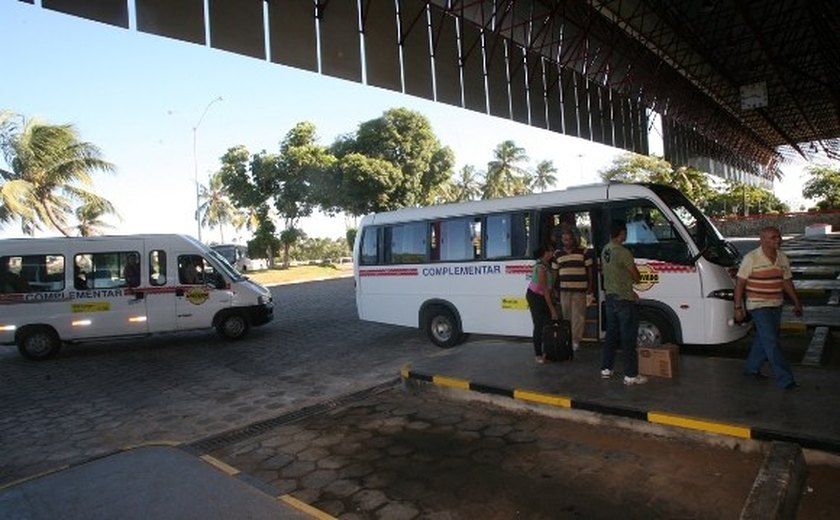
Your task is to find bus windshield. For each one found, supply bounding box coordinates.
[648,184,741,267]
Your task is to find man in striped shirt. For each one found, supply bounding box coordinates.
[552,229,595,351]
[734,226,802,390]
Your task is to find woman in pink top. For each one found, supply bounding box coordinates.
[525,245,559,363]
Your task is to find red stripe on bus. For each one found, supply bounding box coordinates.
[359,269,419,277]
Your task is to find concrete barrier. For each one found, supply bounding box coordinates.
[740,442,807,520]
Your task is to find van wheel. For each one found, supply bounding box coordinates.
[637,310,675,347]
[216,313,249,340]
[18,327,61,360]
[424,306,463,349]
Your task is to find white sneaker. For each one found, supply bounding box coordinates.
[600,369,613,379]
[623,375,649,385]
[572,343,580,351]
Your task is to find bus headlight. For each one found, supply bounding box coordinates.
[708,289,734,301]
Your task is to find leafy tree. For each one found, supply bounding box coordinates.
[705,181,788,217]
[198,170,242,243]
[599,153,714,209]
[345,228,357,252]
[530,160,558,192]
[0,111,116,235]
[802,164,840,210]
[328,108,454,214]
[247,206,280,266]
[482,140,530,199]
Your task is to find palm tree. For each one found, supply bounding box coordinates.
[0,111,116,236]
[530,160,558,192]
[198,170,241,243]
[75,200,117,236]
[483,140,530,199]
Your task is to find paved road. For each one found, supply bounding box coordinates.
[0,278,438,487]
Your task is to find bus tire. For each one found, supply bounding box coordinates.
[17,327,61,360]
[637,309,675,347]
[424,306,463,349]
[216,312,250,341]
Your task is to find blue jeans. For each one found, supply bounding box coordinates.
[745,306,795,388]
[602,295,639,377]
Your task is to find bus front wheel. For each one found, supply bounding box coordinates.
[216,313,250,340]
[637,309,675,347]
[424,307,463,349]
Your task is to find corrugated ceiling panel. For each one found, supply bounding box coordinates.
[589,82,604,144]
[576,75,591,140]
[320,0,362,82]
[485,33,509,119]
[612,93,627,150]
[400,0,433,100]
[268,0,317,72]
[461,23,486,113]
[363,0,401,92]
[621,96,634,152]
[43,0,128,28]
[528,54,547,130]
[545,61,562,132]
[561,68,579,137]
[137,0,204,45]
[430,6,461,107]
[209,0,264,59]
[509,45,529,124]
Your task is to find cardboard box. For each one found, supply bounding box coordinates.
[638,344,679,378]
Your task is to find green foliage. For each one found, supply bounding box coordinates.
[345,228,357,251]
[482,140,531,199]
[247,206,280,265]
[293,236,350,263]
[530,160,558,193]
[199,170,242,243]
[328,108,454,214]
[0,111,117,236]
[802,164,840,210]
[704,181,788,217]
[437,164,482,203]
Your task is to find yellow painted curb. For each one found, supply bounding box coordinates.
[648,411,751,439]
[400,367,410,379]
[199,454,240,476]
[514,389,572,408]
[433,375,470,390]
[780,321,807,333]
[279,494,337,519]
[0,465,70,491]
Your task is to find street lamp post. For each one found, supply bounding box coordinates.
[193,96,223,242]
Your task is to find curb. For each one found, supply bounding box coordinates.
[399,368,840,454]
[740,442,807,520]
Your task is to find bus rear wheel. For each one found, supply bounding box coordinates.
[17,327,61,360]
[424,306,463,348]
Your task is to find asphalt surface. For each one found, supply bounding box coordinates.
[1,275,838,518]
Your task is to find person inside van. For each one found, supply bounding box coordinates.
[1,258,30,294]
[626,213,658,244]
[123,253,140,287]
[179,256,203,285]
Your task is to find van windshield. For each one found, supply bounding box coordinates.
[207,249,245,281]
[648,184,741,267]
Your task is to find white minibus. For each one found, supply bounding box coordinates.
[0,234,274,360]
[353,183,747,348]
[211,244,268,272]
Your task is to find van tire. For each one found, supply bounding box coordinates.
[17,327,61,360]
[216,313,249,340]
[423,306,463,349]
[637,309,675,347]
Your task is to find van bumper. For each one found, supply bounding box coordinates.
[247,302,274,326]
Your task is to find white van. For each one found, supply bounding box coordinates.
[0,234,274,360]
[211,244,267,272]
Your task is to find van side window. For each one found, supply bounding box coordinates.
[178,254,205,285]
[611,203,691,264]
[386,223,427,264]
[150,250,166,286]
[359,228,379,265]
[1,255,64,294]
[75,252,140,289]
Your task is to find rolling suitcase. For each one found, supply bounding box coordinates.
[542,319,573,362]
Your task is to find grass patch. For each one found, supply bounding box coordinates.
[245,264,351,286]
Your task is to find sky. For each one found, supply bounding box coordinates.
[0,1,814,243]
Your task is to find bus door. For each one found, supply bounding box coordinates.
[70,241,149,338]
[142,248,177,333]
[174,253,230,331]
[538,207,602,342]
[607,200,701,342]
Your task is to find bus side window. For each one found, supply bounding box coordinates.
[388,223,426,264]
[360,228,379,265]
[150,250,167,286]
[486,213,529,259]
[432,218,474,262]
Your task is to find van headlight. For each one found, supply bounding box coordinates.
[258,294,271,305]
[708,289,734,301]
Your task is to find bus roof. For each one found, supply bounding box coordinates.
[360,183,662,226]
